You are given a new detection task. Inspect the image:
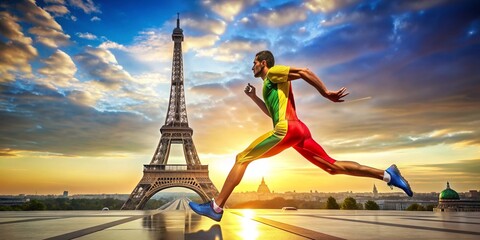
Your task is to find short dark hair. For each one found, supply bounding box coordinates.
[255,50,275,68]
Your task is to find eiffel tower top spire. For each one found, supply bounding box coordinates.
[177,13,180,28]
[172,13,184,41]
[163,13,188,128]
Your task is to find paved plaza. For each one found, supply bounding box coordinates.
[1,198,479,240]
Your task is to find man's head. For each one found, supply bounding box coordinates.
[252,50,274,78]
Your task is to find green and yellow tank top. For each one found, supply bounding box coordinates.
[262,65,298,126]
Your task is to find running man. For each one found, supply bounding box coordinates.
[189,50,413,222]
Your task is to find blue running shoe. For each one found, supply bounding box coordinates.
[189,201,223,222]
[386,164,413,197]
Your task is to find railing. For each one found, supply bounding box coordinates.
[143,164,208,171]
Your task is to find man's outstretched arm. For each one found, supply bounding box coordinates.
[288,67,349,102]
[244,83,271,117]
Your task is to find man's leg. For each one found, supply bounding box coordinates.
[293,139,383,179]
[190,127,289,221]
[215,125,290,207]
[215,161,249,207]
[332,161,384,179]
[293,132,412,196]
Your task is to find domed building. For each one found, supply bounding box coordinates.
[257,177,271,194]
[439,182,460,200]
[434,182,480,212]
[372,184,378,198]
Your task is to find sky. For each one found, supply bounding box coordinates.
[1,0,479,196]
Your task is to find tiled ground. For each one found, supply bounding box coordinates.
[1,199,479,240]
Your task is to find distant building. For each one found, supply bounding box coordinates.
[466,190,479,199]
[434,182,480,212]
[257,177,271,194]
[0,196,28,206]
[71,194,130,200]
[63,191,69,198]
[375,199,437,210]
[373,184,378,198]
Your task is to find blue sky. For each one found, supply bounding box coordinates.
[1,0,479,195]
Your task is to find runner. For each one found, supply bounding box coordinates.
[189,50,413,222]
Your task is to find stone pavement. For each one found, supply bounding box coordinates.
[1,198,479,239]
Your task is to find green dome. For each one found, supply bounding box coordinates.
[439,182,460,200]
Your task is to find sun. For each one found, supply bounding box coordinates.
[244,159,271,180]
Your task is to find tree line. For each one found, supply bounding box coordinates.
[0,198,168,211]
[232,196,435,211]
[1,196,435,211]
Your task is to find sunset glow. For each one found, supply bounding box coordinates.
[1,0,479,195]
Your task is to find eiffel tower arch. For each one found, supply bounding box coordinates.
[122,14,219,210]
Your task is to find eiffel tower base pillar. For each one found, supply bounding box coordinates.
[121,165,218,210]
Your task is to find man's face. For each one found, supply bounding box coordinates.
[252,57,264,78]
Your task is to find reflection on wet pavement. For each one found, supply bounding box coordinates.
[1,197,479,240]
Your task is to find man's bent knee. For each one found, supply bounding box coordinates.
[327,162,349,175]
[235,153,251,165]
[326,168,341,175]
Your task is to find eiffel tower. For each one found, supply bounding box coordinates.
[122,14,219,210]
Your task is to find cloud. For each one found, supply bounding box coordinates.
[43,5,70,16]
[122,28,218,63]
[0,148,19,157]
[66,89,101,107]
[320,11,365,27]
[0,83,159,156]
[38,50,77,87]
[194,38,268,62]
[190,71,224,82]
[279,2,395,68]
[0,11,38,82]
[74,47,133,89]
[28,26,71,48]
[182,16,226,35]
[6,0,71,48]
[127,30,173,62]
[190,82,229,99]
[96,15,222,65]
[90,16,101,21]
[304,0,357,13]
[68,0,101,14]
[184,34,220,52]
[415,159,480,176]
[13,0,63,31]
[0,12,25,41]
[251,2,308,27]
[239,16,249,24]
[398,0,449,11]
[99,40,126,50]
[76,32,97,40]
[131,72,170,85]
[204,0,257,21]
[410,159,480,188]
[44,0,66,3]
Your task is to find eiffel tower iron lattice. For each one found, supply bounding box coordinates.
[122,14,219,210]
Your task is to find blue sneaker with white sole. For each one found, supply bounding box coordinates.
[386,164,413,197]
[189,201,223,222]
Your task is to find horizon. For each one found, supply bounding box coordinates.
[1,0,479,196]
[1,180,476,197]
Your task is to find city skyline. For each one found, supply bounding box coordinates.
[0,176,472,197]
[1,0,479,195]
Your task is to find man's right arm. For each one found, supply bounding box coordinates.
[289,67,349,102]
